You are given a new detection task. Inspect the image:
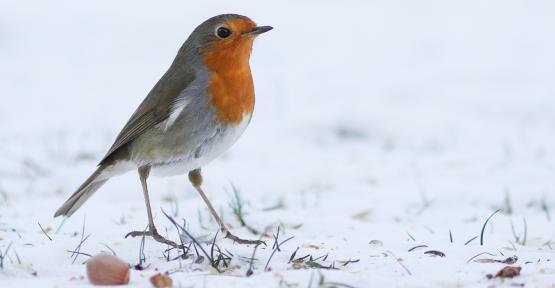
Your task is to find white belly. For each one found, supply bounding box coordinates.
[149,115,251,176]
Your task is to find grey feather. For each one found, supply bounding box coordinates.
[54,167,108,217]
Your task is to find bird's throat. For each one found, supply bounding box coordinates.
[203,37,255,125]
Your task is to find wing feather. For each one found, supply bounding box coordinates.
[99,64,196,164]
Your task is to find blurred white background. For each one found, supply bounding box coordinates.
[1,1,555,286]
[2,0,554,136]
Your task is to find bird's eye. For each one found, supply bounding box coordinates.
[216,27,231,38]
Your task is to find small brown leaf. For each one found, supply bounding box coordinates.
[495,266,521,278]
[150,273,173,288]
[424,250,446,257]
[302,244,320,250]
[474,258,497,263]
[351,210,371,220]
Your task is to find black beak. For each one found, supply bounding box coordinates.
[244,26,273,36]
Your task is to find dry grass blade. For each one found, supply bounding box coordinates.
[70,218,91,264]
[0,242,13,269]
[466,252,496,264]
[228,183,259,235]
[161,209,219,272]
[137,227,147,269]
[464,236,478,246]
[408,245,428,252]
[387,250,411,276]
[100,243,117,256]
[288,247,300,264]
[65,250,92,258]
[246,241,264,276]
[265,235,294,271]
[338,259,360,267]
[38,222,52,241]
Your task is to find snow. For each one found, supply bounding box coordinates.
[1,0,555,287]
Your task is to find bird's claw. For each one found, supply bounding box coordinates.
[224,230,266,246]
[125,228,181,248]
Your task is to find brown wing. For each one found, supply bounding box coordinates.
[99,63,195,165]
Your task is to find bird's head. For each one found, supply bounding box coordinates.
[187,14,272,72]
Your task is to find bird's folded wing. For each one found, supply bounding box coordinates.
[99,67,195,165]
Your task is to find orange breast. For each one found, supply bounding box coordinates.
[203,19,256,126]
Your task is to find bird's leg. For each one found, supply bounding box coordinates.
[188,169,264,245]
[126,166,180,248]
[188,169,225,230]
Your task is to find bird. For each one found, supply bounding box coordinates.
[54,14,272,247]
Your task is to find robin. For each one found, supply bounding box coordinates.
[54,14,272,246]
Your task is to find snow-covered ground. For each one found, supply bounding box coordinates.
[1,0,555,287]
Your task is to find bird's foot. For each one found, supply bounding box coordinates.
[223,230,266,246]
[125,228,181,248]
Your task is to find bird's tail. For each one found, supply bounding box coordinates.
[54,166,109,217]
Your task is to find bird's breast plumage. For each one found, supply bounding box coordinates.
[206,68,255,125]
[202,20,256,126]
